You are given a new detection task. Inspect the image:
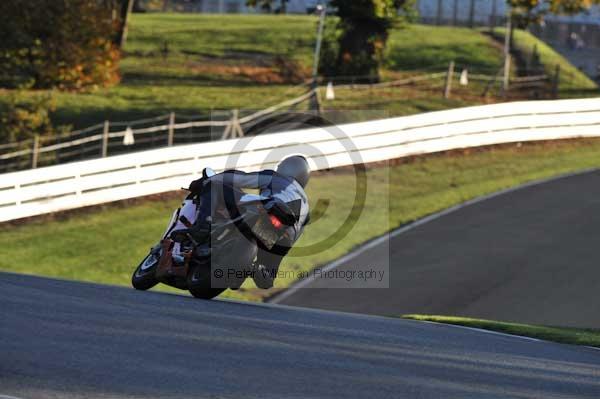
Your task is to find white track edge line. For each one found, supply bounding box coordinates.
[420,320,600,352]
[428,321,542,342]
[269,167,600,304]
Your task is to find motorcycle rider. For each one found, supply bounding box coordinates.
[174,156,310,289]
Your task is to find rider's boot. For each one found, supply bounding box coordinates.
[252,263,275,289]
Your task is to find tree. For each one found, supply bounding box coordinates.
[509,0,600,28]
[133,0,146,12]
[116,0,136,48]
[0,0,121,90]
[322,0,415,81]
[0,90,64,145]
[331,0,396,80]
[247,0,415,80]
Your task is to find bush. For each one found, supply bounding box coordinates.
[0,0,121,90]
[0,89,69,144]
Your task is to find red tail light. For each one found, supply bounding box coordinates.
[269,214,283,229]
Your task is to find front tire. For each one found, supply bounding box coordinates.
[132,249,160,291]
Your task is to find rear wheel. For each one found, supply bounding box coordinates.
[187,263,226,300]
[132,249,160,291]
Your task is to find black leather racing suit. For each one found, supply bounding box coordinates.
[196,170,309,288]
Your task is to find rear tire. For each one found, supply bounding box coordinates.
[132,249,160,291]
[187,263,226,300]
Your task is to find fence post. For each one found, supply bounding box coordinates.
[221,122,232,140]
[31,134,40,169]
[503,54,511,95]
[529,44,537,73]
[167,112,175,146]
[102,120,109,158]
[436,0,443,25]
[490,0,497,33]
[222,109,244,140]
[231,109,244,138]
[468,0,475,28]
[309,86,322,115]
[452,0,459,26]
[444,61,455,99]
[552,64,561,99]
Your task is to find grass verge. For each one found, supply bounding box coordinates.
[3,139,600,301]
[403,314,600,348]
[1,16,518,129]
[491,28,598,93]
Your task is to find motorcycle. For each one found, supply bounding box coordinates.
[131,167,288,299]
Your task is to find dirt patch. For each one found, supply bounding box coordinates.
[185,54,309,84]
[187,62,287,84]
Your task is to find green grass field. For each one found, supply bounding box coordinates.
[386,25,503,73]
[3,14,594,131]
[403,315,600,348]
[49,14,317,128]
[51,15,508,128]
[5,14,318,129]
[3,139,600,301]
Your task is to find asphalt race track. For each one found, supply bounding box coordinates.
[1,272,600,399]
[276,170,600,328]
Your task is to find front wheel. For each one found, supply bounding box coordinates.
[187,263,226,300]
[132,248,161,291]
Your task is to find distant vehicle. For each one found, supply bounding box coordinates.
[131,167,294,299]
[305,0,320,13]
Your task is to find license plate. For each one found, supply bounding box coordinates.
[252,215,279,250]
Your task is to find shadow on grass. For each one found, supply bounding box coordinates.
[386,44,502,73]
[121,71,297,88]
[51,108,213,129]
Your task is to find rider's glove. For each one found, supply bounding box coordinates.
[188,177,207,195]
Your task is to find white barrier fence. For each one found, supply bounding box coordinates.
[1,97,600,222]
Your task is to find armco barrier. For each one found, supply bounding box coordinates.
[1,97,599,222]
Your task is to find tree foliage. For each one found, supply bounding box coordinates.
[245,0,415,80]
[321,0,415,81]
[0,0,122,90]
[509,0,600,28]
[0,90,68,145]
